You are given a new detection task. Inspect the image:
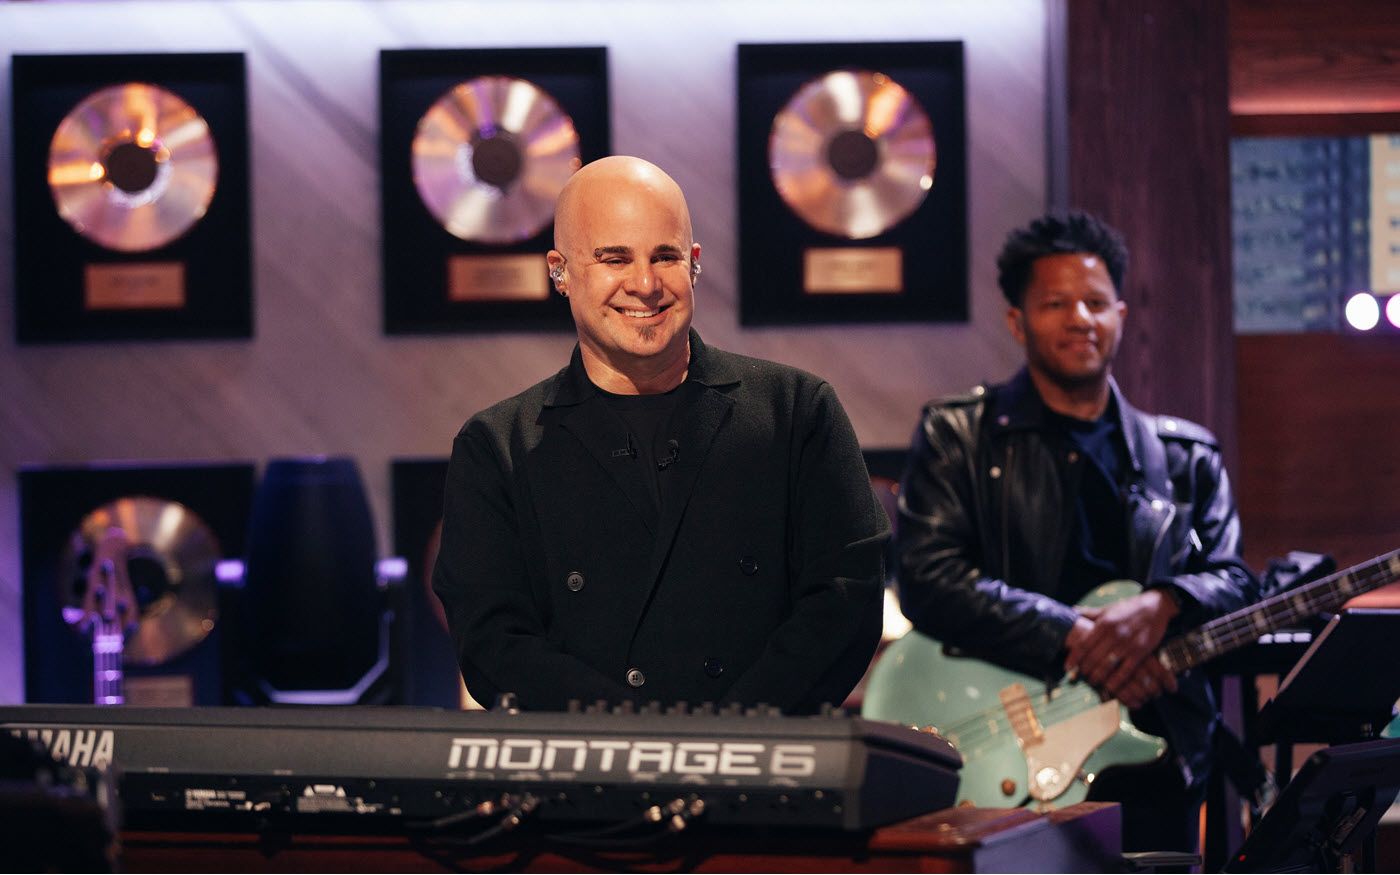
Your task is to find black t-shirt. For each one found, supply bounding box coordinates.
[1044,402,1132,603]
[597,385,683,520]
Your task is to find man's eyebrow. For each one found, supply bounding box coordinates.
[653,244,684,256]
[593,246,632,259]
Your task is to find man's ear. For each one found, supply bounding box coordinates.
[546,250,567,294]
[1006,305,1026,346]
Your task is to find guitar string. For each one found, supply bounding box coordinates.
[1160,554,1400,672]
[942,691,1099,751]
[1171,553,1399,658]
[941,684,1102,747]
[933,553,1400,748]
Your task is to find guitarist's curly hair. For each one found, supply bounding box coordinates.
[996,210,1129,307]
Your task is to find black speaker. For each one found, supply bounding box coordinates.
[233,457,395,704]
[19,462,254,705]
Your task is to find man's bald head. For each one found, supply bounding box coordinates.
[545,156,701,394]
[553,156,693,259]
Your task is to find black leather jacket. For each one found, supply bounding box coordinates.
[897,369,1259,784]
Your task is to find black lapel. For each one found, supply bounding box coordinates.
[1115,387,1171,497]
[556,398,657,536]
[1120,398,1176,580]
[622,380,735,639]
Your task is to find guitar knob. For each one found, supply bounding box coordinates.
[1001,779,1017,797]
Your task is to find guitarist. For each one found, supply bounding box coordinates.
[895,211,1258,852]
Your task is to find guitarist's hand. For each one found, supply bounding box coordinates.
[1063,590,1179,709]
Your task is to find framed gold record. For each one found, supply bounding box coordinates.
[19,463,255,705]
[13,53,251,343]
[738,43,967,325]
[381,48,609,334]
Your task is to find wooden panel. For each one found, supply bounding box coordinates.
[1229,0,1400,577]
[1235,334,1400,570]
[1065,1,1237,467]
[1232,112,1400,137]
[118,804,1120,873]
[1230,0,1400,116]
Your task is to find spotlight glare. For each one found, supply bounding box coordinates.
[1388,294,1400,330]
[1345,292,1380,331]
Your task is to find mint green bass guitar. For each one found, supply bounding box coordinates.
[863,547,1400,809]
[863,581,1163,809]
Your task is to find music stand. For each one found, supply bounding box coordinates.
[1223,737,1400,873]
[1255,609,1400,746]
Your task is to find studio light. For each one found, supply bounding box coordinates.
[1344,291,1382,332]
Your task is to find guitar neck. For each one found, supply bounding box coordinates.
[1158,547,1400,674]
[91,554,126,706]
[93,617,124,706]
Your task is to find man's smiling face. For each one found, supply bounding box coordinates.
[550,160,698,381]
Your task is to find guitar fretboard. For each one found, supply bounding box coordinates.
[1158,548,1400,675]
[94,621,124,706]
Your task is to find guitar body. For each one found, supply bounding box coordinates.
[863,581,1165,808]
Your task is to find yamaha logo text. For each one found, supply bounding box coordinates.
[10,727,115,769]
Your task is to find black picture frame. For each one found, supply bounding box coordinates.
[380,47,610,334]
[737,42,967,326]
[12,53,251,343]
[19,462,255,705]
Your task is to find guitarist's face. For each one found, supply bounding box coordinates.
[1008,253,1126,390]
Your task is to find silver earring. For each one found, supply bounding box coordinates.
[549,265,564,283]
[690,261,702,282]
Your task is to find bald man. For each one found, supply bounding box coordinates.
[432,157,887,712]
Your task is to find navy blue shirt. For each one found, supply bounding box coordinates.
[1044,401,1132,602]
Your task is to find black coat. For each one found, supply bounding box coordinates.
[432,331,888,713]
[896,367,1259,785]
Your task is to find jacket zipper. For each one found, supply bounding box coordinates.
[1145,499,1176,581]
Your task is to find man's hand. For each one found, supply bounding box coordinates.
[1063,589,1179,709]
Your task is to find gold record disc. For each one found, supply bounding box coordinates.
[48,82,219,253]
[411,75,582,244]
[57,496,221,665]
[769,70,936,240]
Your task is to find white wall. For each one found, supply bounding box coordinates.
[0,0,1047,702]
